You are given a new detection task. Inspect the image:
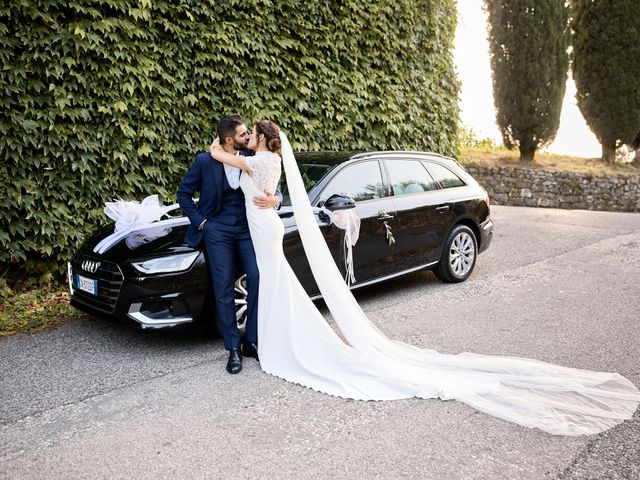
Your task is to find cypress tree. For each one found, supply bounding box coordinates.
[485,0,569,162]
[571,0,640,163]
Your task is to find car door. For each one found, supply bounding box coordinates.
[316,159,396,284]
[284,159,396,296]
[383,158,454,271]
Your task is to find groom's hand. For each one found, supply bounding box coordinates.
[253,192,280,209]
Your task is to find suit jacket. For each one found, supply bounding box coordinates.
[176,150,281,247]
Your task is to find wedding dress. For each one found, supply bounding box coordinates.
[239,136,640,436]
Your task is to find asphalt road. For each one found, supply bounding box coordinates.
[1,205,639,479]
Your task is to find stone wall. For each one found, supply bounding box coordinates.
[465,165,640,212]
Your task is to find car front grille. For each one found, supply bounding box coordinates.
[70,254,124,313]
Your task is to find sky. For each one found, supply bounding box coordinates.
[454,0,602,158]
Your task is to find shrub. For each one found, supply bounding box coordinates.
[1,0,459,282]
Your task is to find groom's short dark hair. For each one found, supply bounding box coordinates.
[218,114,244,143]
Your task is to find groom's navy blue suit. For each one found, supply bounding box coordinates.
[177,151,258,350]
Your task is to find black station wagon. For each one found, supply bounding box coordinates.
[69,151,494,332]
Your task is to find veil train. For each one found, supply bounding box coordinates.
[278,131,640,436]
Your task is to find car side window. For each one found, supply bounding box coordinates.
[424,162,466,188]
[318,161,385,204]
[386,160,437,196]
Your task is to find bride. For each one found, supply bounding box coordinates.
[210,120,640,436]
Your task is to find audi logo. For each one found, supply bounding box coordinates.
[82,260,101,273]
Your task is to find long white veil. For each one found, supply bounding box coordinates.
[279,131,640,436]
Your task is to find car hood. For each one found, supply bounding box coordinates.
[79,223,195,262]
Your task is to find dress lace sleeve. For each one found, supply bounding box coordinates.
[248,153,282,194]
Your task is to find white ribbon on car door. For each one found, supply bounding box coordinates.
[322,208,361,285]
[280,205,361,285]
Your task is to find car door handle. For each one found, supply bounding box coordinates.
[435,205,450,213]
[377,210,394,221]
[377,211,395,246]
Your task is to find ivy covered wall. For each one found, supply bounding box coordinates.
[1,0,459,277]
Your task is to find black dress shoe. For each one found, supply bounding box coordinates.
[226,348,243,374]
[242,341,259,361]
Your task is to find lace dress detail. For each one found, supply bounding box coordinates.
[247,152,281,195]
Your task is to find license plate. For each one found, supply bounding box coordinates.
[76,274,98,296]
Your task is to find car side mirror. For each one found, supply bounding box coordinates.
[324,194,356,211]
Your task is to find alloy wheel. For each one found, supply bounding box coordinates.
[234,274,248,333]
[449,231,476,277]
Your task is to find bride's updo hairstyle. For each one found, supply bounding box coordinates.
[256,120,281,153]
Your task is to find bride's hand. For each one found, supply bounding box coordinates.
[245,167,253,177]
[209,138,220,157]
[210,145,231,162]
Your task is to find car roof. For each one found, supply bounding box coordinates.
[293,150,458,167]
[293,151,360,166]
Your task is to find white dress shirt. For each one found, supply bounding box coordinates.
[224,152,241,189]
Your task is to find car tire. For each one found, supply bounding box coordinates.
[434,225,477,283]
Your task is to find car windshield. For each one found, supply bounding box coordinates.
[279,163,333,206]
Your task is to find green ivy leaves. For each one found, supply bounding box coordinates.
[1,0,459,280]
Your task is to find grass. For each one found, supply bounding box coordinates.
[459,145,640,177]
[0,287,87,337]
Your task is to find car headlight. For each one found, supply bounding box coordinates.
[67,262,74,294]
[131,252,200,274]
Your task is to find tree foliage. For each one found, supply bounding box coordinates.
[0,0,459,280]
[485,0,569,162]
[570,0,640,163]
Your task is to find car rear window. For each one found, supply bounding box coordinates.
[386,160,437,196]
[423,162,466,188]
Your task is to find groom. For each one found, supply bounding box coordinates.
[177,114,280,374]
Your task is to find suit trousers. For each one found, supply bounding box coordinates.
[203,220,259,350]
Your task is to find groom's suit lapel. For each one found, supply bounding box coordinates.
[210,156,225,212]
